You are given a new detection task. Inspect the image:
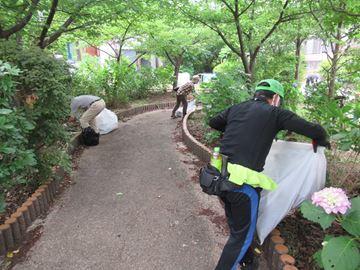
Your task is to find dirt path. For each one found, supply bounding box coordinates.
[13,110,228,270]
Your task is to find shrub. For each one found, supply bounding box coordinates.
[196,62,250,142]
[0,41,71,191]
[198,62,251,121]
[304,82,359,153]
[0,61,36,212]
[72,57,173,107]
[72,56,107,97]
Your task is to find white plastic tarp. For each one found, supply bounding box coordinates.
[257,140,327,244]
[95,108,119,135]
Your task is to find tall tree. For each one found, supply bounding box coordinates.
[176,0,310,82]
[0,0,128,49]
[309,0,359,97]
[0,0,41,39]
[141,19,214,88]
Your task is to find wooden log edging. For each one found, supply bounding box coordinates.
[0,180,58,255]
[182,110,298,270]
[0,101,176,256]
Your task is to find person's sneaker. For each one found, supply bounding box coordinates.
[170,115,176,119]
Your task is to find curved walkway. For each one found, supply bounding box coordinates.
[14,110,223,270]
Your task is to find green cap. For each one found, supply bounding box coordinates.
[255,79,285,99]
[214,147,220,152]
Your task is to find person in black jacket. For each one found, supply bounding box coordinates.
[209,79,329,270]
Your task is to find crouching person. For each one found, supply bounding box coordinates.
[69,95,106,146]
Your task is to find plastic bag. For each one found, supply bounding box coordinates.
[257,140,327,244]
[175,99,196,117]
[95,108,119,135]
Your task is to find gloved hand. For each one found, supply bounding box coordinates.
[312,139,331,153]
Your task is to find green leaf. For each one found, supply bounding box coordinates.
[0,109,12,115]
[313,249,324,268]
[342,211,360,237]
[0,147,16,154]
[322,236,360,270]
[331,132,348,140]
[300,200,336,229]
[348,197,360,214]
[1,124,14,130]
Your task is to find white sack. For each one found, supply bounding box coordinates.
[95,108,119,135]
[257,140,326,244]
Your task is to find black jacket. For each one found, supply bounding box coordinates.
[209,99,327,172]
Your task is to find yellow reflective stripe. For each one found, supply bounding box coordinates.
[211,160,277,190]
[227,163,277,191]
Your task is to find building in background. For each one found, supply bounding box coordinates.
[66,40,162,70]
[303,38,330,84]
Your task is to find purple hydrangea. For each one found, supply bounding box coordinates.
[311,187,351,215]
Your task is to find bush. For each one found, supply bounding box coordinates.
[199,62,251,121]
[196,62,251,142]
[0,41,71,195]
[72,56,107,97]
[72,57,173,107]
[304,82,359,152]
[0,61,37,211]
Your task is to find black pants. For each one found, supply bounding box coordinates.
[215,185,261,270]
[171,95,187,117]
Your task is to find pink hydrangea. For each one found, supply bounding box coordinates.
[311,187,351,215]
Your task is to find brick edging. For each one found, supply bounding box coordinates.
[0,101,176,257]
[116,101,176,119]
[182,110,298,270]
[0,171,64,255]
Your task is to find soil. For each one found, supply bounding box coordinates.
[0,146,83,269]
[278,210,347,270]
[186,110,359,270]
[186,110,219,148]
[0,147,84,224]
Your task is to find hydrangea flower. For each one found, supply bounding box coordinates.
[311,187,351,215]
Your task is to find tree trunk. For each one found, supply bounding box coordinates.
[116,44,123,63]
[38,0,58,48]
[294,37,302,81]
[172,56,183,89]
[248,55,256,83]
[0,0,40,39]
[328,22,342,98]
[328,45,339,98]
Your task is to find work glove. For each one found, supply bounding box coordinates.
[312,139,331,153]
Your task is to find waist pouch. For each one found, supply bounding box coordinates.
[199,164,236,196]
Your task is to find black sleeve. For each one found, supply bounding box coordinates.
[277,108,328,140]
[209,107,230,132]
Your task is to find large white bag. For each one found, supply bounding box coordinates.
[257,140,327,244]
[95,108,119,135]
